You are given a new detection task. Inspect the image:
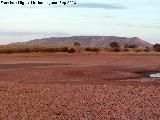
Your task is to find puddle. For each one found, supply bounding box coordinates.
[149,73,160,78]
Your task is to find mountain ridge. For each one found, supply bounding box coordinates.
[10,36,152,48]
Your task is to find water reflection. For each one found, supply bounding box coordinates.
[150,73,160,78]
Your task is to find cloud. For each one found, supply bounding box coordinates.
[0,31,69,36]
[116,23,160,29]
[78,14,116,18]
[68,3,125,9]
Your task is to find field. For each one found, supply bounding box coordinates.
[0,52,160,119]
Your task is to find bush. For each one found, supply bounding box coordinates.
[124,44,138,49]
[110,42,120,48]
[109,42,121,52]
[134,49,142,52]
[144,47,151,52]
[68,48,75,53]
[153,43,160,52]
[85,47,99,52]
[112,47,121,52]
[0,49,15,54]
[124,44,130,48]
[32,47,42,52]
[62,47,69,52]
[73,42,80,47]
[92,48,99,52]
[130,44,138,48]
[85,47,91,51]
[0,45,71,54]
[44,48,56,53]
[16,48,31,53]
[124,48,129,52]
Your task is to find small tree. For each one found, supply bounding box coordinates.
[85,47,99,53]
[124,44,129,48]
[153,43,160,52]
[73,42,81,53]
[73,42,80,47]
[110,42,120,48]
[110,42,121,52]
[129,44,138,48]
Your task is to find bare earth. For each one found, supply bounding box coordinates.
[0,52,160,120]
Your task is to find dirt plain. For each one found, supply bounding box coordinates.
[0,52,160,120]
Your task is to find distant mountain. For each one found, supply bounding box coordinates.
[10,36,152,48]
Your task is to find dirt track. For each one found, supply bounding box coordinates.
[0,52,160,119]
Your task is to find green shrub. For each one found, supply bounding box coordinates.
[73,42,80,47]
[130,44,138,48]
[109,42,121,52]
[62,47,69,52]
[110,42,120,48]
[68,48,75,53]
[85,47,91,51]
[85,47,99,52]
[153,43,160,52]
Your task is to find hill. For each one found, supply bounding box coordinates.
[10,36,152,48]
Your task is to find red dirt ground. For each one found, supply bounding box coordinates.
[0,52,160,119]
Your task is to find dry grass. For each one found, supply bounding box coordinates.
[0,45,159,54]
[0,45,70,54]
[120,52,160,56]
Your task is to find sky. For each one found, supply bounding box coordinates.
[0,0,160,44]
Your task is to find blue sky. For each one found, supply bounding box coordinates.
[0,0,160,44]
